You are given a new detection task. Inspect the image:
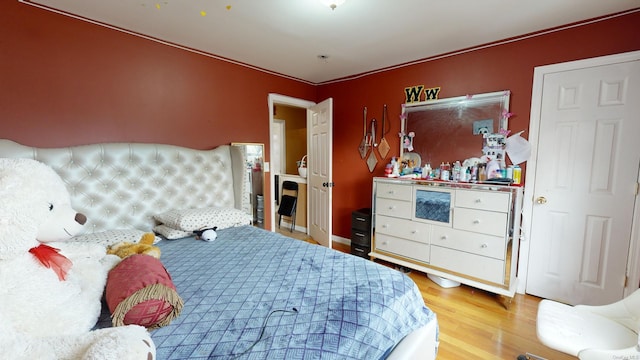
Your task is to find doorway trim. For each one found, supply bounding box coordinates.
[268,94,315,233]
[520,50,640,295]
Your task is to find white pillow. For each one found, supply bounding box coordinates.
[70,229,155,247]
[153,224,192,240]
[153,207,252,232]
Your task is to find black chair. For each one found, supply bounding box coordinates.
[277,181,299,232]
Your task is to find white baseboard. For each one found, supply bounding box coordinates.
[332,235,351,246]
[278,221,306,233]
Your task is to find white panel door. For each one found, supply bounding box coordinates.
[526,59,640,305]
[309,98,333,248]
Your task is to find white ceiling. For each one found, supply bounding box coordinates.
[23,0,640,84]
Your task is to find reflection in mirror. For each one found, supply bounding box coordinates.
[401,91,510,168]
[231,143,264,228]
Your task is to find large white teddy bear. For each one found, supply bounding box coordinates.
[0,158,156,360]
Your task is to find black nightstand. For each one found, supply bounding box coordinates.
[350,208,372,259]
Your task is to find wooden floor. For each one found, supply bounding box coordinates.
[276,228,576,360]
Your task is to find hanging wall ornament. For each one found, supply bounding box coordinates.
[371,118,377,148]
[367,149,377,172]
[378,104,390,159]
[367,118,378,172]
[358,107,368,159]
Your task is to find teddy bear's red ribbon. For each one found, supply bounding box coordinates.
[29,244,72,281]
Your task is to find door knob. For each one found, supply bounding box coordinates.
[535,196,547,204]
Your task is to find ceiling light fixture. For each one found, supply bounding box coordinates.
[320,0,347,10]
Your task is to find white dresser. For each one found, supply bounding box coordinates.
[371,177,523,298]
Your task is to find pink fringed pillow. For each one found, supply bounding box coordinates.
[106,254,183,329]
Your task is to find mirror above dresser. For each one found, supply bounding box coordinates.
[400,91,511,170]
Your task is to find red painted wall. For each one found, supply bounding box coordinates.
[0,1,316,227]
[0,1,316,150]
[2,1,639,240]
[318,11,640,238]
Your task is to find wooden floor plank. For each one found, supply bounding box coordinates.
[276,228,577,360]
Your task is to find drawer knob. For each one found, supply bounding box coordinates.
[475,198,482,203]
[388,206,395,210]
[481,243,488,248]
[440,235,448,240]
[382,241,388,245]
[411,230,417,234]
[355,232,365,237]
[382,224,388,228]
[473,219,481,224]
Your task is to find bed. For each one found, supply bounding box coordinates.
[0,139,438,360]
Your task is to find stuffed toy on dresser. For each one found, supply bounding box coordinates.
[0,158,155,360]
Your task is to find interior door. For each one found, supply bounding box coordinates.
[526,59,640,305]
[308,98,333,247]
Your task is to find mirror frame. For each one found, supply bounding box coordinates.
[400,90,510,167]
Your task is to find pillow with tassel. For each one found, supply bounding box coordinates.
[106,254,183,329]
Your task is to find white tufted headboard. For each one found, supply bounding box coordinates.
[0,139,248,234]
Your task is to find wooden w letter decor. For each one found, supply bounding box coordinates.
[404,85,441,103]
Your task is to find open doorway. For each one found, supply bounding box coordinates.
[272,105,307,233]
[268,94,314,235]
[268,94,334,248]
[269,94,334,248]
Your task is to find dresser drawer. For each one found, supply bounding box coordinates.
[376,214,430,244]
[430,246,505,284]
[376,182,412,201]
[431,227,506,259]
[376,198,412,219]
[351,208,372,232]
[375,233,430,263]
[455,189,511,212]
[453,208,508,237]
[351,229,371,246]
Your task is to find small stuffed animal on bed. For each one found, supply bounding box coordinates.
[193,227,218,242]
[107,233,161,259]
